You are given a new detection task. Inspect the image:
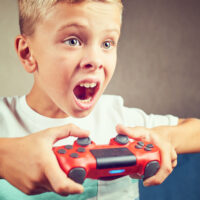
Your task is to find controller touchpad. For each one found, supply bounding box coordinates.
[90,147,136,169]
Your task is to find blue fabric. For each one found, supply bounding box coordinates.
[139,153,200,200]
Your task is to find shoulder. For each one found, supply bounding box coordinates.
[0,96,22,122]
[0,96,21,111]
[95,95,179,127]
[0,96,24,137]
[0,96,25,121]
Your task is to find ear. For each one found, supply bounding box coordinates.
[15,35,37,73]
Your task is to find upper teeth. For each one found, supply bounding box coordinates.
[80,82,97,88]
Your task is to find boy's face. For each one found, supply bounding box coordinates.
[26,1,121,118]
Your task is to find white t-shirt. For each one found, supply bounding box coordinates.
[0,95,178,200]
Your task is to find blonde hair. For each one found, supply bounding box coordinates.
[18,0,123,36]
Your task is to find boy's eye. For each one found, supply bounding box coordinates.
[64,38,81,46]
[102,41,114,49]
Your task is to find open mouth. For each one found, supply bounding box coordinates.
[73,81,99,104]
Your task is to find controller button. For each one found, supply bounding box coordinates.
[77,137,91,146]
[57,149,66,154]
[146,144,154,148]
[68,168,86,184]
[144,147,152,151]
[143,161,160,180]
[77,147,86,153]
[65,145,73,150]
[137,141,144,146]
[70,153,79,158]
[135,144,143,149]
[115,134,129,145]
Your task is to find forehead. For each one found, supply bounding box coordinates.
[35,1,122,35]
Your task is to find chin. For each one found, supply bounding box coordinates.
[70,108,93,118]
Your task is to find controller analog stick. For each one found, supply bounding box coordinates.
[77,137,91,146]
[115,134,129,145]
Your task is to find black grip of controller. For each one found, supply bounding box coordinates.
[68,167,86,184]
[143,161,160,180]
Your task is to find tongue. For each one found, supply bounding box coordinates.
[73,85,94,100]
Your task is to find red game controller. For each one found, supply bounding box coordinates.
[53,135,161,184]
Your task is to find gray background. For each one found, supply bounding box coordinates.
[0,0,200,119]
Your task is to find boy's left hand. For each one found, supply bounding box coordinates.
[116,124,177,187]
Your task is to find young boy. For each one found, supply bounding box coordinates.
[0,0,200,200]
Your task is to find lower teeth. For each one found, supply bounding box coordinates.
[79,97,92,103]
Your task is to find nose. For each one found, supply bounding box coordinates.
[79,47,103,71]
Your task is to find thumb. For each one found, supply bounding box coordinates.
[116,124,150,141]
[45,124,90,144]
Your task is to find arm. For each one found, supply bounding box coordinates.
[116,117,200,186]
[0,124,89,195]
[169,118,200,154]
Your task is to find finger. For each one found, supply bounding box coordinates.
[172,159,177,168]
[28,187,50,195]
[46,124,90,143]
[44,155,84,196]
[116,124,150,141]
[143,144,172,186]
[38,178,54,192]
[171,148,177,162]
[171,148,178,168]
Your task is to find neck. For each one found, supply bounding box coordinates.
[26,84,68,118]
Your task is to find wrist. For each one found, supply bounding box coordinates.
[166,126,178,151]
[164,118,194,154]
[151,126,176,150]
[172,118,200,154]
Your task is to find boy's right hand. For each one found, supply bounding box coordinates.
[0,124,89,196]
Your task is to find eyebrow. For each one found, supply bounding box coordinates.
[57,23,88,33]
[57,23,120,35]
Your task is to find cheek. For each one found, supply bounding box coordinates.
[105,53,117,79]
[37,58,73,92]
